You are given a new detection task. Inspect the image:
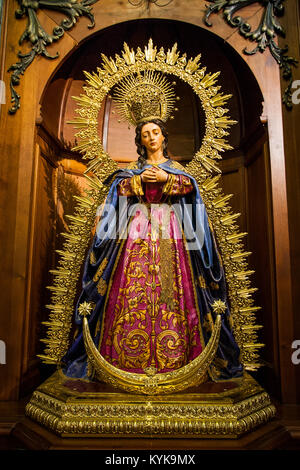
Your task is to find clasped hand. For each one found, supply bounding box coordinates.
[141,166,168,183]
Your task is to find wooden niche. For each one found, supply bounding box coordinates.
[26,19,278,400]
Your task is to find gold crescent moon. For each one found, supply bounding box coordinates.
[82,313,222,395]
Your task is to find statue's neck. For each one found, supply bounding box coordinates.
[145,148,165,164]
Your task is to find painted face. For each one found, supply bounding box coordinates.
[140,122,165,153]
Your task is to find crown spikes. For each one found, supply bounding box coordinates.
[83,173,104,191]
[229,250,252,260]
[45,304,65,312]
[47,285,68,294]
[42,320,64,328]
[49,269,71,278]
[101,54,118,75]
[55,249,77,260]
[239,306,261,314]
[232,270,255,281]
[212,193,233,208]
[210,93,232,107]
[36,354,57,364]
[85,156,113,175]
[185,54,202,74]
[145,39,157,62]
[61,232,83,244]
[241,324,263,331]
[40,338,61,345]
[73,195,95,208]
[202,174,221,191]
[221,212,241,225]
[82,71,102,89]
[226,232,247,243]
[237,287,258,298]
[67,117,97,129]
[198,155,222,173]
[210,138,233,152]
[65,214,86,225]
[122,42,135,65]
[215,117,238,128]
[72,139,99,153]
[166,43,180,65]
[243,342,264,349]
[72,94,98,108]
[201,71,220,88]
[112,70,176,126]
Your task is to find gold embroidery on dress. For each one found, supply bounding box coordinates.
[96,278,107,296]
[198,275,207,289]
[90,250,97,265]
[93,258,108,283]
[156,330,187,370]
[203,312,214,333]
[159,237,174,310]
[210,281,219,290]
[103,228,199,372]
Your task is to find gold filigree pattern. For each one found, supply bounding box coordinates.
[100,232,193,373]
[25,369,276,436]
[159,237,175,310]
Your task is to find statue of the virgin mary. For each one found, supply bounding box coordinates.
[61,72,243,383]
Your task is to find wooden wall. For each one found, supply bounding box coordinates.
[0,0,298,405]
[279,0,300,403]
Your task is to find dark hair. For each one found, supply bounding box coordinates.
[135,119,169,168]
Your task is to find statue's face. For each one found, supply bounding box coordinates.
[140,122,165,154]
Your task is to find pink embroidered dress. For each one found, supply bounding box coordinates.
[98,172,204,373]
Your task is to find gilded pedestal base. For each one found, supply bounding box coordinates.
[25,370,276,438]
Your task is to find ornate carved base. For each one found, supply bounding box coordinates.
[25,370,276,438]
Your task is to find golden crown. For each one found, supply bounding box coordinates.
[112,70,178,127]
